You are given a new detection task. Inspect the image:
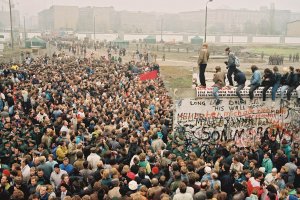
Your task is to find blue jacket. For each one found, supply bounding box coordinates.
[251,70,261,85]
[234,70,246,85]
[59,163,74,175]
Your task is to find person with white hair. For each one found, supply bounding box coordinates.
[201,166,212,182]
[210,172,221,189]
[264,168,277,185]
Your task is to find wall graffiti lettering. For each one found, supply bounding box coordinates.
[174,99,300,157]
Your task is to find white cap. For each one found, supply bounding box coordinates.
[259,167,265,174]
[271,168,277,173]
[128,180,138,191]
[205,166,212,174]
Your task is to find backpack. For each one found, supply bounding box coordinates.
[234,56,240,67]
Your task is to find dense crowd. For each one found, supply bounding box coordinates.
[0,43,299,200]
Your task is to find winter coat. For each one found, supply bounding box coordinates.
[227,52,236,68]
[213,71,226,88]
[197,48,210,65]
[234,70,246,85]
[262,158,273,174]
[250,70,261,86]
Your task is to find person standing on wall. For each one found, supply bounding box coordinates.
[248,65,261,105]
[225,47,236,86]
[212,66,226,105]
[197,43,210,88]
[233,68,246,103]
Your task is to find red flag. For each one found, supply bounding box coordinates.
[139,70,158,81]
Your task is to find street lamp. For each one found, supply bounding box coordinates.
[93,15,96,48]
[9,0,14,49]
[204,0,213,43]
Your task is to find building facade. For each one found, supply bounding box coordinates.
[287,20,300,36]
[37,5,300,35]
[38,6,79,31]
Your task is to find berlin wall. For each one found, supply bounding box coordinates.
[174,87,300,156]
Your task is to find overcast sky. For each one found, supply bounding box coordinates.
[8,0,300,16]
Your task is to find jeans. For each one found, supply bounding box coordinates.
[249,84,260,100]
[262,85,272,101]
[213,86,220,101]
[280,85,289,99]
[227,66,236,86]
[296,85,300,98]
[287,86,296,100]
[271,83,280,101]
[236,84,245,100]
[199,64,207,86]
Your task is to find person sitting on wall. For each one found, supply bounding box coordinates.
[280,66,298,106]
[212,66,226,105]
[233,68,246,104]
[261,68,275,102]
[270,66,282,106]
[248,65,261,106]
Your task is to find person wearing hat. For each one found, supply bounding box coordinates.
[212,66,226,105]
[201,166,212,182]
[128,180,138,192]
[225,47,236,86]
[197,43,210,88]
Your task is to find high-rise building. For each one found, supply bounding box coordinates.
[38,5,79,31]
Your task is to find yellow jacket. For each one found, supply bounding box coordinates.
[56,145,68,161]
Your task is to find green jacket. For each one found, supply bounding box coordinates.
[262,158,273,174]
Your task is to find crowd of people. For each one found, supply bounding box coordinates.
[198,45,300,106]
[268,55,284,66]
[0,41,298,200]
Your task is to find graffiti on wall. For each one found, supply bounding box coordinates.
[174,98,300,156]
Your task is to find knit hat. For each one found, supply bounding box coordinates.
[126,172,136,180]
[204,167,211,174]
[258,167,265,174]
[152,167,159,175]
[2,169,10,177]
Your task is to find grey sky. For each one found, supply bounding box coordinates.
[10,0,300,16]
